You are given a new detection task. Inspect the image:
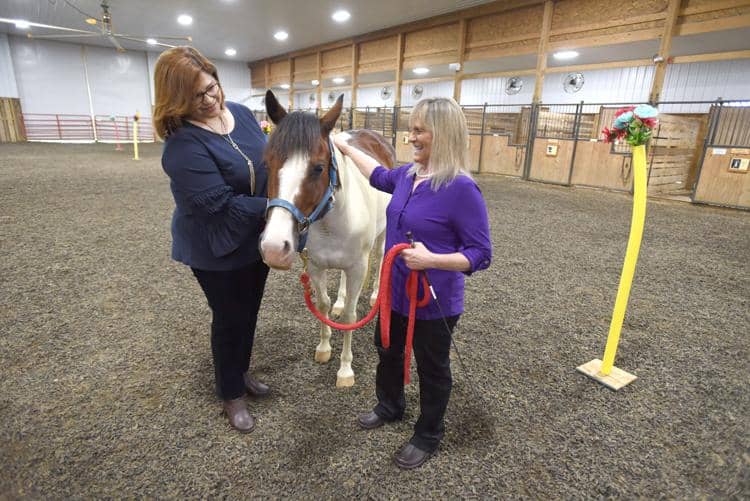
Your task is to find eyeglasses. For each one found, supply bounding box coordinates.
[195,81,220,104]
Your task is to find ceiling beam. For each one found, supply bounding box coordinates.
[394,33,404,107]
[532,0,554,104]
[671,49,750,64]
[547,59,653,74]
[453,18,468,103]
[649,0,681,104]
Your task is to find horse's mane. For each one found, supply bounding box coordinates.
[266,111,322,160]
[345,129,397,169]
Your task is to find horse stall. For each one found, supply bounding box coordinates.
[693,105,750,209]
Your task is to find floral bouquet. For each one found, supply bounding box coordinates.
[601,104,658,146]
[259,120,272,135]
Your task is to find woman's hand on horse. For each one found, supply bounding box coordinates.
[332,133,351,155]
[400,242,434,270]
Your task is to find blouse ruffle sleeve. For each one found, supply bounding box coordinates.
[163,133,267,258]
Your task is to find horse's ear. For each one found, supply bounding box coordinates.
[265,90,287,124]
[320,94,343,136]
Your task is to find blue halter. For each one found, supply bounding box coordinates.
[266,137,339,252]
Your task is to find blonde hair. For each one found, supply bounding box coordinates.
[407,97,471,190]
[152,46,224,139]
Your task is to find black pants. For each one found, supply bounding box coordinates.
[373,311,459,453]
[191,261,269,400]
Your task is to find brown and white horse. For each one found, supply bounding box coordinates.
[260,91,395,387]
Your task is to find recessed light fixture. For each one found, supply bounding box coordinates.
[413,67,429,75]
[85,18,97,25]
[15,20,30,29]
[146,38,158,45]
[279,83,290,89]
[311,79,320,85]
[332,10,351,23]
[274,30,289,41]
[332,77,345,84]
[177,14,193,26]
[553,50,579,60]
[225,48,237,56]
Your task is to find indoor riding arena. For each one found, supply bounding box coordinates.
[1,0,748,499]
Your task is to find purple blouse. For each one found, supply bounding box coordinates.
[370,164,492,320]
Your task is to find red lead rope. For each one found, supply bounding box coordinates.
[299,243,430,384]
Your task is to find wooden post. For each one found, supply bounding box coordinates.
[394,33,405,108]
[532,0,554,104]
[264,62,270,91]
[453,19,467,103]
[649,0,681,104]
[316,52,322,111]
[288,57,294,110]
[351,44,359,109]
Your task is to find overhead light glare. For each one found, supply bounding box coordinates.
[553,50,579,60]
[85,18,97,25]
[332,77,345,84]
[413,67,429,75]
[177,14,193,26]
[311,79,320,85]
[279,83,290,89]
[15,20,31,29]
[332,10,351,23]
[225,48,237,56]
[146,38,157,45]
[274,30,289,41]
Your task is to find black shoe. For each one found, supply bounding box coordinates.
[357,411,385,430]
[243,372,270,397]
[394,443,432,470]
[223,397,256,433]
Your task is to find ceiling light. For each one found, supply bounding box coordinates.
[177,14,193,26]
[225,48,237,56]
[311,79,319,85]
[332,10,351,23]
[413,67,429,75]
[553,50,579,60]
[14,20,30,29]
[332,77,345,84]
[279,83,290,89]
[146,38,157,45]
[85,18,97,25]
[274,30,288,41]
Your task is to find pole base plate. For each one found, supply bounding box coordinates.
[577,358,637,390]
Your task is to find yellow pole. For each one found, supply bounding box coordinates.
[600,144,647,375]
[132,112,140,161]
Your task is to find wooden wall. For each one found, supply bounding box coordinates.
[647,113,706,194]
[528,139,575,184]
[0,97,25,143]
[570,142,633,191]
[694,147,750,207]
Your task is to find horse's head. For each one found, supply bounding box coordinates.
[260,90,343,270]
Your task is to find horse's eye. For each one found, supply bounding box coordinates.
[312,164,325,175]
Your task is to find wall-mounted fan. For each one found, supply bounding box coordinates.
[563,73,585,94]
[380,86,393,101]
[308,94,316,104]
[505,77,523,95]
[327,91,337,103]
[19,0,191,52]
[411,85,424,100]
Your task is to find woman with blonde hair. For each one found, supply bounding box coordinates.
[334,97,492,469]
[154,46,270,433]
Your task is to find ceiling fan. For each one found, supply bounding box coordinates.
[17,0,192,52]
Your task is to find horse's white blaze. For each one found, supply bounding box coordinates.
[260,154,308,269]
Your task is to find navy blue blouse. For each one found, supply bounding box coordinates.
[161,101,268,271]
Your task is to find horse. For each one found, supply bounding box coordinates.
[259,90,395,387]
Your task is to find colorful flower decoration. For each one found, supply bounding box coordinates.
[259,120,272,135]
[602,104,659,146]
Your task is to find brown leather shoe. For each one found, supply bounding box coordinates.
[357,411,385,430]
[223,397,255,433]
[394,443,432,469]
[243,372,270,397]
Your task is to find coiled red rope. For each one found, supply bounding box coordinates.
[299,243,430,383]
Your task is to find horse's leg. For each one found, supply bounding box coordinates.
[336,256,368,388]
[308,263,333,364]
[331,271,346,317]
[369,230,386,306]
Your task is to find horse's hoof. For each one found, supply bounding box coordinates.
[331,303,344,317]
[336,375,355,388]
[314,350,331,363]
